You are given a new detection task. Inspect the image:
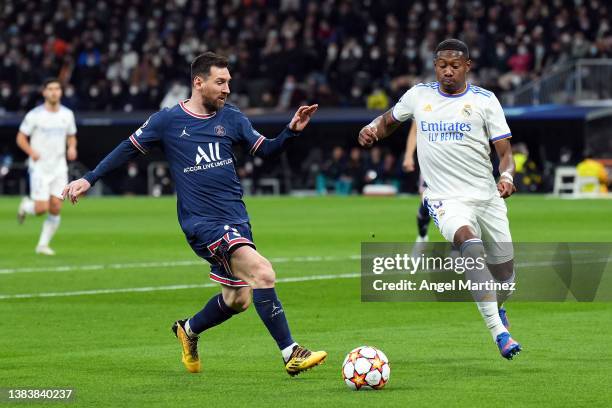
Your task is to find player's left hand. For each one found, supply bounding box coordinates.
[67,147,77,161]
[289,104,318,132]
[62,178,91,204]
[497,180,516,199]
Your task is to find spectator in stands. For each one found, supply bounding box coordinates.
[576,151,609,193]
[317,146,347,195]
[121,162,146,195]
[381,151,401,189]
[363,146,384,185]
[344,147,365,194]
[513,143,543,193]
[160,81,190,109]
[499,44,532,90]
[2,0,610,112]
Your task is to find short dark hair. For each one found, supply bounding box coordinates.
[190,52,229,83]
[43,78,62,89]
[434,39,470,59]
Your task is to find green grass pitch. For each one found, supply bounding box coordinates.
[1,195,611,407]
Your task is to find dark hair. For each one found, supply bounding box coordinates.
[42,78,62,89]
[190,52,229,83]
[434,39,470,59]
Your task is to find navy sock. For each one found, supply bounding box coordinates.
[188,294,238,335]
[417,203,431,238]
[252,288,294,350]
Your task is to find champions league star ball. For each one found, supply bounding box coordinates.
[342,346,390,390]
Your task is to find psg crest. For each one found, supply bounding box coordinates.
[214,125,226,136]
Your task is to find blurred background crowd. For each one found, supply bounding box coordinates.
[2,0,611,113]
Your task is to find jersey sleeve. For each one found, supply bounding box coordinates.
[485,95,512,142]
[129,109,167,154]
[391,86,419,122]
[237,114,266,156]
[18,111,36,136]
[67,111,77,135]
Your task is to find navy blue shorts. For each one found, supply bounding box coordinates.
[187,222,256,288]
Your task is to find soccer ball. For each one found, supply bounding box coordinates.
[342,346,390,390]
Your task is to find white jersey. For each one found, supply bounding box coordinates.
[19,104,77,172]
[392,82,511,201]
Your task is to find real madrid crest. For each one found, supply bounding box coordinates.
[462,104,472,117]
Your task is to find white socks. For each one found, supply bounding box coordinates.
[282,342,298,363]
[461,239,508,340]
[37,214,60,248]
[184,319,198,339]
[496,270,515,307]
[474,300,507,340]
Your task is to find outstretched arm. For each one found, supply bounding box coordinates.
[63,139,140,203]
[358,109,402,148]
[494,139,516,199]
[252,104,318,158]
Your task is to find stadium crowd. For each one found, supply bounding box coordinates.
[1,0,611,113]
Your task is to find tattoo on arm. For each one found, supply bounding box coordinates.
[372,109,401,140]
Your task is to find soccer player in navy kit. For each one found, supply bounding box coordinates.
[63,52,327,376]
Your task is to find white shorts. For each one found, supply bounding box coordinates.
[29,168,68,201]
[423,194,513,264]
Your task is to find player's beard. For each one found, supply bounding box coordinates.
[202,92,226,112]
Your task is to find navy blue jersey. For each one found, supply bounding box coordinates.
[84,100,299,235]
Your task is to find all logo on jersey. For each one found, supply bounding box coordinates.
[185,142,233,173]
[196,143,221,164]
[214,125,226,136]
[423,104,432,112]
[462,104,472,117]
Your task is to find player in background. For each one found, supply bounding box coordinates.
[16,78,77,256]
[359,39,521,360]
[63,52,327,376]
[402,121,431,249]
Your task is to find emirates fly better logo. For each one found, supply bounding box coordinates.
[185,142,233,173]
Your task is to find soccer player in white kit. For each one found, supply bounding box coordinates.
[16,78,78,256]
[358,39,521,360]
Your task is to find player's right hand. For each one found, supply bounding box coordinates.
[358,125,378,147]
[30,150,40,161]
[402,156,415,172]
[62,178,91,204]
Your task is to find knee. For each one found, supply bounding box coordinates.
[453,226,478,248]
[34,202,49,215]
[228,295,251,313]
[251,258,276,288]
[49,202,62,215]
[224,289,252,313]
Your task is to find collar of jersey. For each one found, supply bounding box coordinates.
[179,100,217,119]
[437,83,470,98]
